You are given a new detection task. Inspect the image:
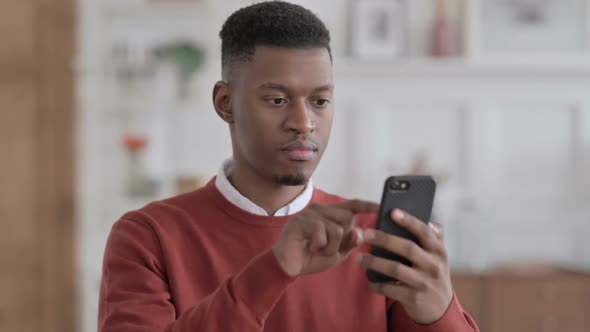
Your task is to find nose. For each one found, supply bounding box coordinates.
[284,99,316,134]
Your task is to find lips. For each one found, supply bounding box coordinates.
[281,140,318,161]
[284,149,315,161]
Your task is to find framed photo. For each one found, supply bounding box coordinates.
[466,0,590,63]
[349,0,408,60]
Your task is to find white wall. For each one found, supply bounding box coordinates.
[77,1,590,331]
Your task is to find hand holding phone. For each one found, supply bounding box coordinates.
[357,176,456,325]
[366,175,436,283]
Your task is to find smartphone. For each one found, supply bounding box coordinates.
[367,175,437,283]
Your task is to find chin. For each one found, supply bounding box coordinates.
[274,173,309,186]
[267,153,321,186]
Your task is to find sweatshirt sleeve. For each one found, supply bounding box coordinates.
[98,217,295,332]
[388,293,480,332]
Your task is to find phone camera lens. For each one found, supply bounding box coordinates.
[391,180,409,191]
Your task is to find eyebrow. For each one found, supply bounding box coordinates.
[257,82,334,93]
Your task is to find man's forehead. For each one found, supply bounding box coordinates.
[237,47,332,87]
[257,81,333,92]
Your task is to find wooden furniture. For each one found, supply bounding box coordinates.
[452,273,485,327]
[452,268,590,332]
[0,0,76,331]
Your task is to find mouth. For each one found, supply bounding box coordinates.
[281,140,319,162]
[283,149,316,161]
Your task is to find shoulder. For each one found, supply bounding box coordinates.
[118,180,215,233]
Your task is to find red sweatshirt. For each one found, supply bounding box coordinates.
[99,178,479,332]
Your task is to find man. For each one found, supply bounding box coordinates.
[99,2,479,331]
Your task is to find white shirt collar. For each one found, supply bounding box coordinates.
[215,158,313,216]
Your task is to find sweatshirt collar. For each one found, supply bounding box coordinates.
[214,158,313,216]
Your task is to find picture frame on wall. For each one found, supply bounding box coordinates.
[349,0,408,61]
[466,0,590,64]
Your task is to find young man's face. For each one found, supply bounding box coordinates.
[228,46,334,186]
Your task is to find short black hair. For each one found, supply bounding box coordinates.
[219,1,331,79]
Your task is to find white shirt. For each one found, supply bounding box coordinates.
[215,159,313,216]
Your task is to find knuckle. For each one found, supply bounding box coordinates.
[387,261,401,277]
[325,224,342,240]
[432,264,441,279]
[430,264,441,278]
[404,241,419,259]
[416,280,428,291]
[317,233,328,246]
[381,231,394,244]
[370,231,383,245]
[421,224,433,239]
[300,211,317,223]
[429,230,439,243]
[315,223,326,235]
[304,216,318,228]
[439,248,449,262]
[379,235,391,248]
[334,226,344,239]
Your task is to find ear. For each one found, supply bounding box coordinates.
[212,81,234,124]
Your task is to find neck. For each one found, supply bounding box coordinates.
[228,160,307,216]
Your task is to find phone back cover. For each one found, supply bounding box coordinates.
[367,175,436,283]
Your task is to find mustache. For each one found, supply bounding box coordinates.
[281,137,319,151]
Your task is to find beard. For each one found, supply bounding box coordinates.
[274,173,308,186]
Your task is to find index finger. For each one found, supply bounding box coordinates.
[332,199,379,214]
[391,209,441,253]
[315,205,355,229]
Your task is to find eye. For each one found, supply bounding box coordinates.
[266,97,288,106]
[314,98,331,107]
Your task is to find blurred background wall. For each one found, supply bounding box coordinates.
[2,0,590,331]
[76,1,590,331]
